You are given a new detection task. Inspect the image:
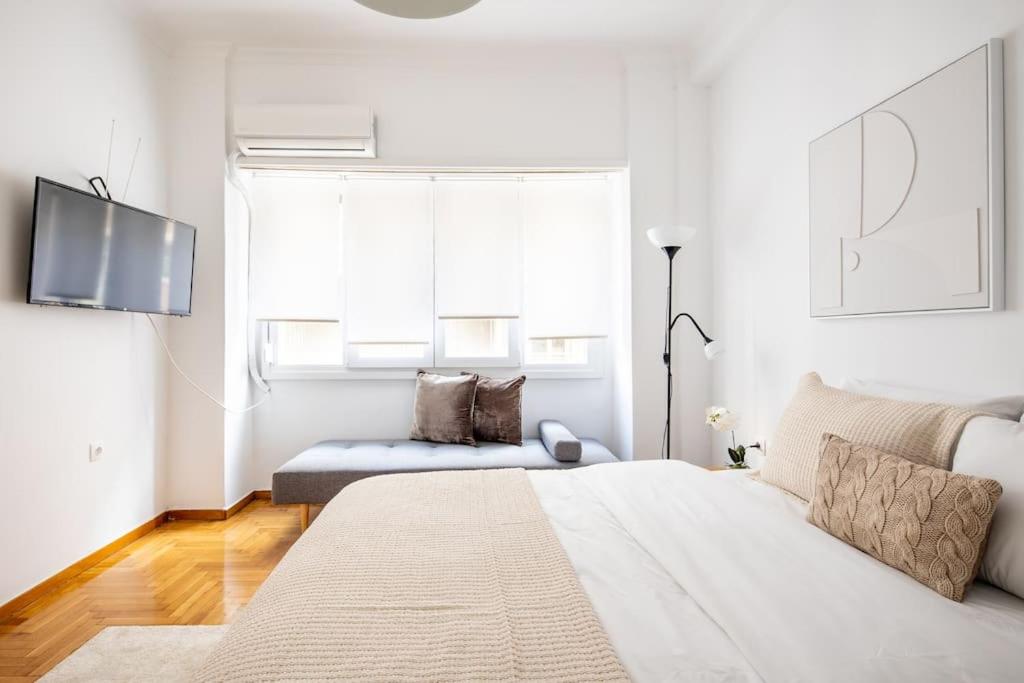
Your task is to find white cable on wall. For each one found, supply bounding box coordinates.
[143,163,272,414]
[103,110,270,415]
[227,151,273,398]
[224,51,272,399]
[146,314,270,415]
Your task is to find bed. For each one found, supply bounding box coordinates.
[195,460,1024,682]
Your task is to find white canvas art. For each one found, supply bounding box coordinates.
[809,41,1004,317]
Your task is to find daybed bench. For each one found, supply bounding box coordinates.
[272,420,618,529]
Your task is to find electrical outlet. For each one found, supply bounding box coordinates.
[89,442,104,462]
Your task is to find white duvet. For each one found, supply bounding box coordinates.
[529,461,1024,682]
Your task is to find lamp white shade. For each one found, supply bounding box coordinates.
[703,339,724,360]
[647,225,697,249]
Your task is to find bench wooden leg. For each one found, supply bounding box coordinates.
[299,504,310,532]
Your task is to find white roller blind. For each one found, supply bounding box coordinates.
[434,180,521,319]
[250,174,342,320]
[522,178,611,339]
[343,178,434,343]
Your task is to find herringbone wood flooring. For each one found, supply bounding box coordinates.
[0,500,301,681]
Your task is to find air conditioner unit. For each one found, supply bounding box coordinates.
[234,104,376,158]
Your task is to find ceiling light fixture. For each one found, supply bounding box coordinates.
[353,0,483,19]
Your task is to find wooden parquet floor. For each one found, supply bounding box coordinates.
[0,500,301,681]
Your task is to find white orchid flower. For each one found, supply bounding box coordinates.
[705,406,738,432]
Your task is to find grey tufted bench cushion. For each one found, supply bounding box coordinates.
[272,428,618,508]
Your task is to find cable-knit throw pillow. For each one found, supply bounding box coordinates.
[410,371,478,446]
[762,372,979,501]
[809,434,1002,601]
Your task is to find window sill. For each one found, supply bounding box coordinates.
[261,366,602,381]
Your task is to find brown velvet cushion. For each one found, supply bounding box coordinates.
[464,373,525,446]
[808,434,1002,601]
[410,371,478,446]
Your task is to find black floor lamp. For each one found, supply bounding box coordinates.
[647,226,723,460]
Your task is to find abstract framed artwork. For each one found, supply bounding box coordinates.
[809,40,1004,318]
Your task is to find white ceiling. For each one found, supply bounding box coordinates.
[129,0,781,63]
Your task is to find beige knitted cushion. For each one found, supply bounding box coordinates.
[809,434,1002,601]
[761,372,978,500]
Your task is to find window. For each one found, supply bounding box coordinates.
[250,174,343,321]
[343,178,434,357]
[434,181,520,319]
[250,172,618,378]
[521,178,611,340]
[269,321,345,367]
[444,319,510,358]
[436,318,518,367]
[525,338,590,366]
[523,338,603,378]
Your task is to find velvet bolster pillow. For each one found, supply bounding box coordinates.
[539,420,582,462]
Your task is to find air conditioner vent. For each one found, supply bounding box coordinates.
[234,104,376,159]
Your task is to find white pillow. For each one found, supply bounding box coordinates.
[840,377,1024,422]
[952,416,1024,600]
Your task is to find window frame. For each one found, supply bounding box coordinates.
[434,318,521,369]
[260,317,346,368]
[345,340,434,369]
[521,337,605,379]
[260,321,426,380]
[260,320,342,379]
[259,321,604,381]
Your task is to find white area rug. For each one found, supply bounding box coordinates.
[40,625,227,682]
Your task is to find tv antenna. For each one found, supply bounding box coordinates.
[88,119,141,202]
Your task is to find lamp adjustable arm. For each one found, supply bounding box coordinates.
[663,312,716,367]
[669,312,713,345]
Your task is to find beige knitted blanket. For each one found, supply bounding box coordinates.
[195,469,628,682]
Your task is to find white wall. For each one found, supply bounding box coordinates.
[232,48,626,168]
[224,177,256,506]
[626,56,677,462]
[626,56,714,464]
[0,1,171,604]
[164,47,231,509]
[709,0,1024,462]
[674,74,713,464]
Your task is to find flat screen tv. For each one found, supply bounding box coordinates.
[27,178,196,316]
